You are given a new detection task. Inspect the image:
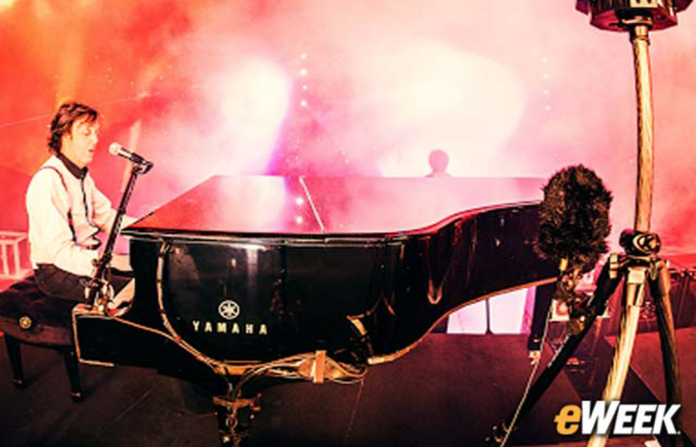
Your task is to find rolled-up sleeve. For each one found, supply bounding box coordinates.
[26,171,98,276]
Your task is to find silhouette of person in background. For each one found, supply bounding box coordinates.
[427,148,452,335]
[427,149,452,177]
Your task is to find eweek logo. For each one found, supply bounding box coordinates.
[555,401,681,436]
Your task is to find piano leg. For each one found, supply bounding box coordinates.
[213,392,261,447]
[61,347,83,402]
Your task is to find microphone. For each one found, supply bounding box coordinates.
[109,143,153,168]
[528,164,613,344]
[536,164,612,274]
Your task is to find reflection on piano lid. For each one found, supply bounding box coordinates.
[126,176,545,236]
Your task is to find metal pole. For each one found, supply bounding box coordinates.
[631,23,655,232]
[588,22,655,447]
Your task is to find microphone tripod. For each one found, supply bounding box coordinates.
[579,2,689,445]
[489,2,690,446]
[85,159,152,311]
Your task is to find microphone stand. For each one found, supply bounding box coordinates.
[85,160,152,311]
[488,2,689,445]
[580,4,686,446]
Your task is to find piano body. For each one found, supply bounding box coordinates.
[74,175,555,378]
[72,176,557,441]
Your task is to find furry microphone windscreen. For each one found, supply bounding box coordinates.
[536,164,613,273]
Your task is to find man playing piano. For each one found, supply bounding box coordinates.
[26,101,134,307]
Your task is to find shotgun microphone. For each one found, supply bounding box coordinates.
[536,164,612,274]
[529,164,613,349]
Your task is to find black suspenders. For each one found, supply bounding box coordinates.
[40,166,103,249]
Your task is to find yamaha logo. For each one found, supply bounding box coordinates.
[191,300,268,336]
[218,300,240,320]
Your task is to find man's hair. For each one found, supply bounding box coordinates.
[47,102,98,154]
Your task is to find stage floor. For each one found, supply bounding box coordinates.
[0,332,671,447]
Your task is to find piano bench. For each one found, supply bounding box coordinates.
[0,277,83,402]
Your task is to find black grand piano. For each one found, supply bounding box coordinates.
[72,176,557,444]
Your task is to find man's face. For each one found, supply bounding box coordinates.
[62,117,99,169]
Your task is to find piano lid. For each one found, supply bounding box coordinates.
[124,176,544,236]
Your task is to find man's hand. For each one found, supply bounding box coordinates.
[110,253,132,272]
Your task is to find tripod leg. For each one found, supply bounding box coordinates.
[487,260,622,446]
[649,260,682,447]
[588,265,647,447]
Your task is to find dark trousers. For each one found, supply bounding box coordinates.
[35,264,133,302]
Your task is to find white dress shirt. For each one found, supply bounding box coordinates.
[26,154,118,276]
